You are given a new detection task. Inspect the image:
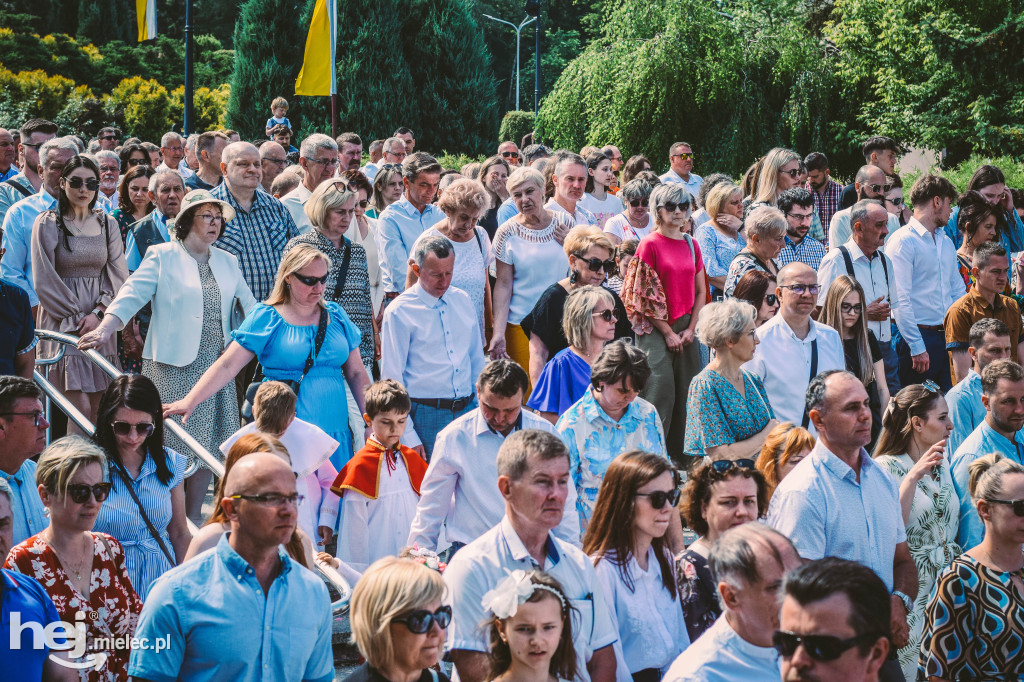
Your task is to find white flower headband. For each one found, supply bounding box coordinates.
[481,570,566,619]
[406,544,447,573]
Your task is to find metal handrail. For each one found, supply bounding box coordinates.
[32,329,352,614]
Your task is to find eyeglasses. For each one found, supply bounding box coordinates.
[228,493,305,508]
[779,283,820,296]
[126,158,148,167]
[99,165,120,174]
[886,196,904,207]
[636,488,681,509]
[592,309,618,322]
[306,157,340,168]
[661,201,691,213]
[763,293,778,306]
[710,458,756,474]
[393,605,452,634]
[0,410,45,427]
[786,211,815,222]
[575,254,616,274]
[64,177,100,191]
[772,630,878,662]
[356,199,370,209]
[779,168,802,179]
[987,498,1024,516]
[292,273,329,286]
[501,151,521,160]
[111,421,155,437]
[671,153,694,160]
[194,213,224,224]
[263,157,288,167]
[380,163,403,171]
[66,482,113,504]
[385,150,408,159]
[865,183,894,194]
[840,303,860,315]
[628,199,648,209]
[99,135,119,142]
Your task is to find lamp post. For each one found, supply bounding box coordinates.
[183,0,194,135]
[524,0,541,117]
[482,14,536,111]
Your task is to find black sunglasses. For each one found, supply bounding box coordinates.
[866,183,894,194]
[662,201,691,213]
[99,135,119,141]
[66,482,113,504]
[380,163,403,171]
[112,421,155,437]
[126,158,148,167]
[764,293,778,306]
[64,177,100,191]
[636,488,682,509]
[628,199,648,209]
[575,254,616,274]
[501,151,521,160]
[292,273,329,286]
[592,309,618,323]
[987,498,1024,516]
[393,605,452,634]
[773,630,877,662]
[710,458,756,474]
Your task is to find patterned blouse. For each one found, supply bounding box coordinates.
[683,368,775,458]
[674,546,721,642]
[5,532,144,682]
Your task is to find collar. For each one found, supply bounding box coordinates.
[152,210,167,228]
[980,419,1024,448]
[308,228,349,253]
[215,531,292,578]
[580,386,639,425]
[785,234,805,247]
[811,440,874,482]
[907,217,937,239]
[218,184,269,213]
[479,409,523,437]
[35,185,58,205]
[393,194,435,218]
[771,313,819,343]
[841,238,877,262]
[499,515,560,567]
[411,281,444,307]
[966,284,1004,312]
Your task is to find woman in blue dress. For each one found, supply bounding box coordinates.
[164,244,370,470]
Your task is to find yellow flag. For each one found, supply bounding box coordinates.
[136,0,156,42]
[295,0,337,96]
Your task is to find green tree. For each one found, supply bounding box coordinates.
[105,76,174,142]
[499,110,534,145]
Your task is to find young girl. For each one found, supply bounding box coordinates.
[579,151,623,230]
[820,275,889,447]
[484,570,578,682]
[583,451,689,681]
[605,240,638,296]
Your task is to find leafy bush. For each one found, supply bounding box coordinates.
[104,77,175,143]
[498,111,534,147]
[901,154,1024,196]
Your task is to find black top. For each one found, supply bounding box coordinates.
[347,664,449,682]
[520,282,634,355]
[843,330,883,447]
[0,277,34,375]
[839,182,858,210]
[479,205,500,240]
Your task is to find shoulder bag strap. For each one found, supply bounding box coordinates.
[801,340,819,428]
[5,178,32,198]
[474,227,483,254]
[332,239,352,301]
[838,245,855,277]
[111,459,176,566]
[299,306,330,382]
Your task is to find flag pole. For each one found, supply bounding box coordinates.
[184,0,194,135]
[330,0,338,138]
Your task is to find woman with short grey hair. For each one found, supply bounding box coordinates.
[604,178,657,245]
[722,204,785,297]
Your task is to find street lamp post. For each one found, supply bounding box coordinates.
[482,13,537,111]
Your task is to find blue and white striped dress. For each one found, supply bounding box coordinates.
[94,448,187,599]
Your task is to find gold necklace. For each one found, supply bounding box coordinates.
[45,532,90,582]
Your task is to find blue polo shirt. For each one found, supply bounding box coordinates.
[945,370,986,454]
[1,568,63,679]
[950,420,1024,550]
[377,195,444,293]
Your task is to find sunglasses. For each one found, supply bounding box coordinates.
[710,458,756,474]
[501,151,521,160]
[66,482,113,504]
[779,168,802,179]
[922,380,941,394]
[64,177,100,191]
[886,196,904,206]
[292,273,329,286]
[592,309,618,322]
[987,498,1024,516]
[99,135,119,141]
[671,153,694,160]
[111,421,155,437]
[866,183,894,194]
[628,199,648,209]
[126,158,148,167]
[772,630,877,662]
[636,488,682,509]
[380,163,403,171]
[393,605,452,634]
[575,254,616,274]
[0,410,46,427]
[763,293,778,306]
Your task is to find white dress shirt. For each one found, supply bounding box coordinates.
[742,314,845,430]
[407,409,581,549]
[545,198,598,226]
[659,170,704,200]
[817,238,897,342]
[886,217,962,355]
[828,207,899,253]
[663,615,780,682]
[380,282,485,400]
[280,182,314,234]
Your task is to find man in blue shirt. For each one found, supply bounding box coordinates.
[377,152,444,296]
[124,170,186,271]
[950,358,1024,550]
[946,318,1011,454]
[129,452,334,682]
[0,377,49,545]
[0,119,58,227]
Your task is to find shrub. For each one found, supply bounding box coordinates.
[499,111,534,147]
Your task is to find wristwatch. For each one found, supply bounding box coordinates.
[893,590,912,614]
[91,307,105,320]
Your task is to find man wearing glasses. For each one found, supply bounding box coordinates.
[129,452,334,682]
[281,134,340,234]
[497,141,521,167]
[259,141,289,194]
[0,376,50,546]
[775,188,827,270]
[96,126,120,151]
[828,165,900,251]
[362,136,407,183]
[0,118,58,228]
[0,128,16,183]
[660,141,704,200]
[157,131,193,178]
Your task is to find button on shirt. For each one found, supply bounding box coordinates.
[212,185,300,301]
[444,516,619,682]
[663,614,781,682]
[381,282,485,400]
[742,315,845,430]
[124,211,169,270]
[950,420,1024,551]
[817,239,896,342]
[407,408,581,549]
[887,218,962,356]
[659,170,704,200]
[767,441,906,591]
[945,370,985,454]
[775,234,826,270]
[376,195,445,293]
[0,186,58,305]
[3,460,47,545]
[128,534,334,682]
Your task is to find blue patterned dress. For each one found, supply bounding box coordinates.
[683,367,774,458]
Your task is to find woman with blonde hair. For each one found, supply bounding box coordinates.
[755,421,814,501]
[349,556,451,682]
[695,182,745,298]
[749,147,802,208]
[165,243,370,470]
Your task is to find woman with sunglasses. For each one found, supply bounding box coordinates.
[580,151,623,230]
[944,163,1024,258]
[755,421,814,503]
[4,436,144,680]
[695,182,745,299]
[919,452,1024,682]
[676,459,768,642]
[684,299,777,464]
[118,142,150,173]
[368,164,405,219]
[722,205,785,298]
[731,269,779,327]
[349,556,452,682]
[584,451,690,681]
[32,155,129,433]
[339,169,386,333]
[883,174,911,227]
[953,190,1003,293]
[90,374,190,599]
[80,189,256,521]
[621,182,706,458]
[604,177,656,246]
[522,226,633,388]
[871,382,959,681]
[478,155,511,239]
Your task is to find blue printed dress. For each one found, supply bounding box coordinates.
[683,367,774,458]
[232,302,362,469]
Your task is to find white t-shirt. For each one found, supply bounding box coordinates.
[493,214,572,325]
[604,213,653,243]
[410,226,493,338]
[662,615,780,682]
[579,192,624,229]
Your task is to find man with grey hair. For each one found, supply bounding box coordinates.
[497,140,521,167]
[1,136,78,306]
[444,429,619,682]
[664,523,802,681]
[124,169,186,270]
[184,131,228,191]
[94,149,121,208]
[281,133,339,234]
[381,234,484,458]
[184,133,200,172]
[378,152,444,295]
[828,165,899,250]
[661,141,703,199]
[259,140,289,194]
[0,119,58,229]
[0,128,18,183]
[363,136,408,182]
[157,131,193,178]
[0,376,49,545]
[546,151,597,225]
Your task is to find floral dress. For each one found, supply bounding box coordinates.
[683,368,774,458]
[875,454,961,682]
[674,545,720,642]
[4,532,144,681]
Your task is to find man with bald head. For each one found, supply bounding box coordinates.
[744,261,845,431]
[259,141,289,194]
[497,141,521,167]
[212,141,300,301]
[828,164,901,250]
[129,453,334,682]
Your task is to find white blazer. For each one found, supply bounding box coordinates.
[106,240,257,367]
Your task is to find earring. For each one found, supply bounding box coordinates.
[569,270,578,285]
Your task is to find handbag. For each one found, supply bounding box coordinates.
[110,457,176,566]
[229,297,247,332]
[241,306,329,420]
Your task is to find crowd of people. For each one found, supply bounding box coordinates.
[1,108,1023,682]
